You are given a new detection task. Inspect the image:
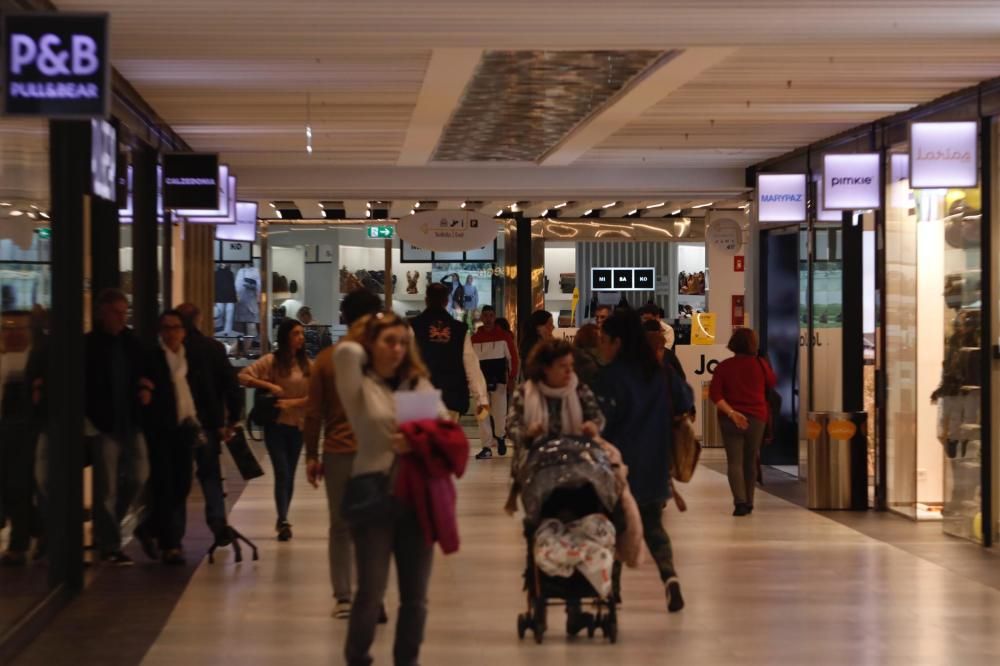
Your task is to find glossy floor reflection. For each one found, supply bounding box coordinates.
[139,456,1000,666]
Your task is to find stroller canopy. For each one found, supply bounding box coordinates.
[517,436,620,525]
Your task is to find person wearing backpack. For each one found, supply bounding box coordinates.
[239,318,311,540]
[709,328,777,517]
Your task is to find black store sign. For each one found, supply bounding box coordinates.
[591,266,656,292]
[162,153,219,210]
[3,13,109,117]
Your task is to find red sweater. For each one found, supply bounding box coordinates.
[395,419,469,555]
[709,355,777,422]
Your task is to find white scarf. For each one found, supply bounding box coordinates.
[522,374,584,438]
[161,340,198,423]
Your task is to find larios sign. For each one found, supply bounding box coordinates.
[757,173,806,223]
[909,121,978,189]
[3,13,109,117]
[823,153,881,211]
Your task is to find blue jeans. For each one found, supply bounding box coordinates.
[264,424,303,525]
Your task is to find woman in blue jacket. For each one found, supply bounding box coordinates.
[593,309,694,614]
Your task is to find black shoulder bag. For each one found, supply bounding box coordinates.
[340,459,399,528]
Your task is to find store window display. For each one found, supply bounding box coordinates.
[214,263,238,336]
[234,263,261,337]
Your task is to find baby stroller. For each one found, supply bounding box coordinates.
[515,436,622,644]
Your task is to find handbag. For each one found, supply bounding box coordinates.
[758,357,781,444]
[225,426,265,480]
[340,461,399,527]
[671,416,701,483]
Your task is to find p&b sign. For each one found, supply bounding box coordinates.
[3,13,110,118]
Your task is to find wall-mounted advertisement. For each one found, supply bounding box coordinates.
[823,153,882,211]
[757,173,807,223]
[162,152,219,209]
[909,121,978,189]
[591,267,655,291]
[431,263,493,324]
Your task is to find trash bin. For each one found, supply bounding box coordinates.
[805,411,868,510]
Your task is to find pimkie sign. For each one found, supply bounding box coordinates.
[3,13,110,117]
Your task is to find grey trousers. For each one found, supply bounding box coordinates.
[719,417,766,507]
[346,508,434,666]
[90,431,150,554]
[323,451,355,602]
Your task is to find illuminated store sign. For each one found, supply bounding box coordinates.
[823,153,881,210]
[3,13,109,117]
[591,267,655,292]
[757,173,806,223]
[90,118,115,201]
[397,209,497,252]
[909,121,978,189]
[162,153,219,209]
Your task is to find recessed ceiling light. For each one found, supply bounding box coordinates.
[496,209,504,216]
[460,202,466,209]
[542,209,549,216]
[269,202,276,208]
[366,202,372,209]
[692,202,714,209]
[275,210,282,218]
[554,202,568,209]
[365,210,371,218]
[602,202,617,209]
[29,204,39,210]
[27,212,37,219]
[9,210,23,217]
[646,202,665,209]
[318,202,324,208]
[671,209,682,215]
[414,202,421,208]
[39,212,50,219]
[584,209,593,215]
[410,209,416,215]
[628,209,639,215]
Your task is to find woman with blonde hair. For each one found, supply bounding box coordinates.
[334,311,447,666]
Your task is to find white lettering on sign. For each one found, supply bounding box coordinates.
[164,177,216,186]
[10,33,99,76]
[9,81,99,99]
[397,209,497,252]
[909,121,978,189]
[823,153,881,210]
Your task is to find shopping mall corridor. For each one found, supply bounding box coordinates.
[28,452,984,666]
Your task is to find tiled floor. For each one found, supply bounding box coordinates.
[124,455,1000,665]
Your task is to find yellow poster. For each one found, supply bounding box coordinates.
[691,312,717,345]
[570,288,579,326]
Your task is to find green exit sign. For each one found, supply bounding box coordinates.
[35,227,51,239]
[367,225,394,239]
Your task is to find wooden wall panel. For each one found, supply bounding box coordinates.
[183,223,216,336]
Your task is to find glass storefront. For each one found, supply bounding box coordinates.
[884,146,985,540]
[0,118,52,639]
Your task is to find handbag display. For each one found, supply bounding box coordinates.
[226,426,265,480]
[340,461,399,527]
[671,417,701,483]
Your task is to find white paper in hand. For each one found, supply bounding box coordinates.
[394,389,442,424]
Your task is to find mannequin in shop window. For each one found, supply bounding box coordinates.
[931,309,981,459]
[234,264,261,337]
[214,263,238,336]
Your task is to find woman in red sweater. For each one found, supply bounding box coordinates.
[709,329,776,516]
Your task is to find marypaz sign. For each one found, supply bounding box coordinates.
[909,121,978,189]
[3,13,110,117]
[823,153,881,211]
[757,173,806,223]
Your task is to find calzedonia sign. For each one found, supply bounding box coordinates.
[823,153,882,211]
[162,153,220,210]
[757,173,806,223]
[909,121,978,189]
[3,13,109,117]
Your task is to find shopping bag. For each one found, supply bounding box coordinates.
[226,426,265,481]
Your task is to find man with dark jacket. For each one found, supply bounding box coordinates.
[410,283,487,420]
[175,302,243,544]
[85,288,151,566]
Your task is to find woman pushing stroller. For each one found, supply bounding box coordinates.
[505,339,642,643]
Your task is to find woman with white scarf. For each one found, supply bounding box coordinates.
[506,338,605,488]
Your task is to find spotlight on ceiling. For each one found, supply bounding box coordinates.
[272,200,301,219]
[368,201,390,219]
[583,209,601,219]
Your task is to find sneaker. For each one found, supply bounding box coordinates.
[162,548,186,566]
[277,522,293,542]
[497,438,507,457]
[475,447,493,460]
[332,600,352,619]
[665,577,685,613]
[103,551,134,567]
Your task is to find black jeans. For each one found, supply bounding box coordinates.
[264,424,303,525]
[346,507,434,666]
[0,422,38,553]
[146,428,194,550]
